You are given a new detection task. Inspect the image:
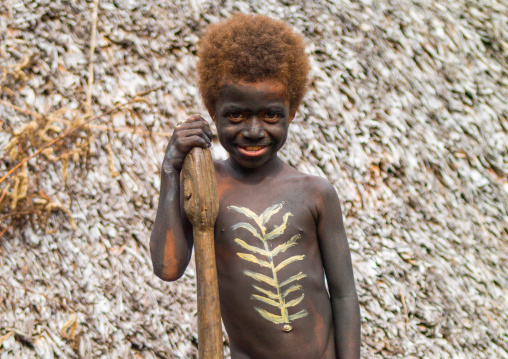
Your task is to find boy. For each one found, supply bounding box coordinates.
[150,14,360,359]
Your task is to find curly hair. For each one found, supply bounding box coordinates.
[197,14,310,114]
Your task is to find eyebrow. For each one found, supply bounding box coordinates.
[221,104,287,113]
[266,105,286,113]
[221,105,246,113]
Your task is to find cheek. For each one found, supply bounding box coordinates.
[272,127,290,149]
[269,124,289,140]
[217,125,237,145]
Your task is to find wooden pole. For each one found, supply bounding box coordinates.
[182,147,223,359]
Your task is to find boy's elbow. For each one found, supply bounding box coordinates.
[153,262,186,282]
[150,234,188,281]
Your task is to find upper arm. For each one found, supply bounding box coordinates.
[315,180,357,299]
[150,170,194,281]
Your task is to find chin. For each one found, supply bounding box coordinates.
[231,153,275,169]
[234,158,269,169]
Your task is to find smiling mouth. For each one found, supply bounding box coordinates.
[238,145,268,156]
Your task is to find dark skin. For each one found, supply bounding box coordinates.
[150,79,360,358]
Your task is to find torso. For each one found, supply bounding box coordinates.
[213,159,336,359]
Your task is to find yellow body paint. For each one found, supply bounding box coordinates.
[228,202,308,328]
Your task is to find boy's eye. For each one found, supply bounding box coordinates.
[228,112,245,122]
[263,111,281,123]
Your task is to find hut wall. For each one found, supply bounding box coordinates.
[0,1,507,358]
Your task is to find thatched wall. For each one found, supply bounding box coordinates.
[1,0,507,358]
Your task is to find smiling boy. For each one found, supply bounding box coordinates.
[150,14,360,359]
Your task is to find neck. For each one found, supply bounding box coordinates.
[226,156,284,182]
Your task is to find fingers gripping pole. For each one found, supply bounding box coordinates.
[182,147,223,359]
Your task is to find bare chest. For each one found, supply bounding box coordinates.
[211,183,334,356]
[215,188,318,263]
[215,186,324,316]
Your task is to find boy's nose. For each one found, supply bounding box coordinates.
[241,118,265,140]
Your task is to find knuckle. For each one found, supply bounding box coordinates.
[175,141,186,151]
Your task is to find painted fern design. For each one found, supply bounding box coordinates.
[228,202,308,325]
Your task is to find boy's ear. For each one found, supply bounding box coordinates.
[289,111,296,123]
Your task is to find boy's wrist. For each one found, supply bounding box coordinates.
[162,165,179,175]
[161,158,182,176]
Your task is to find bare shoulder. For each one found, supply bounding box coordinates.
[284,165,338,199]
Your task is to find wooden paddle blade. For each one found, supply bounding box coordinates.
[182,147,219,228]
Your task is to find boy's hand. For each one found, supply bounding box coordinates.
[162,115,213,173]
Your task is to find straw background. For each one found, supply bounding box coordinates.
[1,0,507,358]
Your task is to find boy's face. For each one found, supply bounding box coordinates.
[212,79,295,169]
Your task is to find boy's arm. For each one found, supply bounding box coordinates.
[150,116,212,281]
[316,181,361,359]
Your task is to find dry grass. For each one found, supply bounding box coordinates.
[0,88,164,237]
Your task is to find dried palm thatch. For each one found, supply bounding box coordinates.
[0,0,507,358]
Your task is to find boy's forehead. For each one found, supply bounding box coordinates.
[218,78,289,103]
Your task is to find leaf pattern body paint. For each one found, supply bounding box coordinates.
[228,202,308,328]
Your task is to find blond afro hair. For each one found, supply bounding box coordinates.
[197,14,310,114]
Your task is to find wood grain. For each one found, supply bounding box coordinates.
[182,147,223,359]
